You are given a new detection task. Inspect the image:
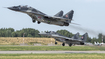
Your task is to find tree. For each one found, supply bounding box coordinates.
[5,30,12,37]
[56,30,73,38]
[27,34,32,37]
[0,27,104,44]
[91,38,97,44]
[8,28,14,32]
[35,30,40,37]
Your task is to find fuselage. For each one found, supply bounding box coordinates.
[39,31,84,45]
[55,38,81,45]
[8,5,69,26]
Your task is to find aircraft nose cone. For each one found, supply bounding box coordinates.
[7,7,20,11]
[7,7,13,9]
[38,33,45,35]
[38,33,49,36]
[7,7,15,10]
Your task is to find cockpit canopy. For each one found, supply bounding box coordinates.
[13,5,29,10]
[13,5,31,8]
[8,5,46,15]
[13,5,38,12]
[45,31,62,36]
[46,31,56,34]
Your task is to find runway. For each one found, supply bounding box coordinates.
[0,51,105,54]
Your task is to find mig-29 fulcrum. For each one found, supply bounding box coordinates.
[7,5,75,26]
[39,31,88,47]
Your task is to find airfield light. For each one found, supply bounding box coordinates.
[102,35,103,43]
[23,33,25,44]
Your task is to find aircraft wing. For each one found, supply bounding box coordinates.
[27,11,45,16]
[44,16,72,23]
[28,14,37,20]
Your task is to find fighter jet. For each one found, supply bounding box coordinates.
[7,5,74,26]
[94,42,105,46]
[39,31,88,47]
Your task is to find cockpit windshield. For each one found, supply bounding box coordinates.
[18,5,31,8]
[45,31,62,35]
[12,5,32,9]
[47,31,64,36]
[13,6,18,8]
[46,31,53,33]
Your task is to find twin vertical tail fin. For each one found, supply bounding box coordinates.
[72,32,88,42]
[72,32,80,39]
[54,10,63,17]
[81,33,88,42]
[63,10,74,20]
[54,10,74,20]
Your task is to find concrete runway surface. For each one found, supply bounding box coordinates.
[0,51,105,54]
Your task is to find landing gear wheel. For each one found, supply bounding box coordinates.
[38,21,41,24]
[62,43,65,46]
[64,22,69,26]
[32,20,36,23]
[55,42,57,44]
[69,43,72,47]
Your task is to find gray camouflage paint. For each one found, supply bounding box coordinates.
[8,5,74,26]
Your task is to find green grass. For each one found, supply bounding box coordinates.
[0,53,105,59]
[0,46,105,51]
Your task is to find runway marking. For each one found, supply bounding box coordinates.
[0,51,105,54]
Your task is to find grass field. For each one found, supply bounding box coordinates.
[0,53,105,59]
[0,46,105,51]
[0,37,105,51]
[0,37,61,45]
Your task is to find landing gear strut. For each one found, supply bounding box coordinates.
[32,19,36,23]
[62,43,65,46]
[64,22,69,26]
[55,41,57,44]
[69,43,72,47]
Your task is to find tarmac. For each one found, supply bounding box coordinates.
[0,51,105,54]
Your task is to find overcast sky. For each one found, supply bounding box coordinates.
[0,0,105,37]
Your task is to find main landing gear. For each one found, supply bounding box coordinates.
[32,19,36,23]
[69,43,72,47]
[37,21,41,24]
[55,41,57,44]
[62,43,65,46]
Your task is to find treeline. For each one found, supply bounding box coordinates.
[0,28,74,37]
[0,28,105,43]
[0,28,40,37]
